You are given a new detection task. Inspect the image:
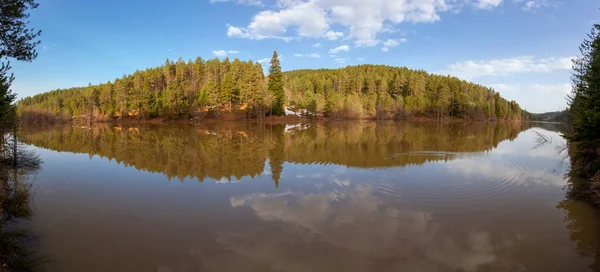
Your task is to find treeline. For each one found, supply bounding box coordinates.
[567,22,600,206]
[17,57,530,122]
[18,57,272,122]
[285,66,530,120]
[19,122,530,186]
[531,110,570,123]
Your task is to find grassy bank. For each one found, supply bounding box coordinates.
[0,182,38,272]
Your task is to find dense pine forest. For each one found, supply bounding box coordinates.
[284,66,529,120]
[17,52,530,122]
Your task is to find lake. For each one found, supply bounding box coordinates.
[16,121,600,271]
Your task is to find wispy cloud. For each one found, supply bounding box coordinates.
[213,50,241,57]
[210,0,263,7]
[438,56,574,79]
[381,38,407,52]
[328,45,350,54]
[294,53,320,58]
[490,83,571,94]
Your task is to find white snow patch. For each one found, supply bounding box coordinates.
[285,123,310,133]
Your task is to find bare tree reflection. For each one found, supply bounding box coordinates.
[0,129,43,271]
[557,198,600,271]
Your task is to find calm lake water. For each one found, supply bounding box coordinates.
[17,121,600,272]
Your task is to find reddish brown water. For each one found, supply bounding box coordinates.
[19,121,600,271]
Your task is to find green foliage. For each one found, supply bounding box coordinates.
[0,0,42,126]
[0,0,41,62]
[0,65,17,126]
[567,22,600,203]
[267,51,285,115]
[570,24,600,150]
[18,60,530,121]
[19,57,270,120]
[284,65,529,120]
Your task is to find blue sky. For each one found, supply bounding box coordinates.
[9,0,598,113]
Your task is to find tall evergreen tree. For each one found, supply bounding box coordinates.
[0,0,41,125]
[570,23,600,150]
[268,51,285,115]
[18,59,530,122]
[568,23,600,187]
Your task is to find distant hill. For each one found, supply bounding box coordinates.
[532,110,570,123]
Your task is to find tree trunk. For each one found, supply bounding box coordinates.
[12,125,17,186]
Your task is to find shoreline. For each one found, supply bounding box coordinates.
[26,115,532,126]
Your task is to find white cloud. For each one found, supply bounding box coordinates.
[383,39,400,47]
[226,1,328,41]
[227,25,296,42]
[213,50,228,57]
[473,0,503,9]
[210,0,263,7]
[213,50,241,57]
[489,83,570,94]
[520,0,550,11]
[324,30,343,40]
[381,38,407,52]
[312,42,321,47]
[487,83,570,112]
[225,0,505,46]
[488,84,520,92]
[227,25,248,38]
[257,58,270,64]
[439,56,574,79]
[328,45,350,54]
[355,39,381,47]
[295,53,321,58]
[530,83,571,94]
[357,57,366,63]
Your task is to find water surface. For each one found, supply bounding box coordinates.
[19,121,600,271]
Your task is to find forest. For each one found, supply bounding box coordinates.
[17,53,531,122]
[567,22,600,206]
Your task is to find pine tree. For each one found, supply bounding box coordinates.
[18,58,531,122]
[200,77,219,107]
[241,61,263,113]
[0,0,41,125]
[567,23,600,186]
[268,51,285,115]
[221,72,235,108]
[570,23,600,150]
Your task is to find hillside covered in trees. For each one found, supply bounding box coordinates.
[17,54,530,122]
[531,110,570,123]
[284,66,529,120]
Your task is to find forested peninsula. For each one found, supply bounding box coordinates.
[18,52,530,122]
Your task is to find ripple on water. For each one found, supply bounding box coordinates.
[366,158,559,214]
